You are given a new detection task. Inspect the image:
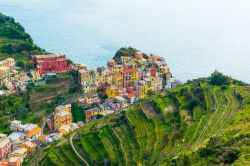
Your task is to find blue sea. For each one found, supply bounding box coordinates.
[0,0,249,82]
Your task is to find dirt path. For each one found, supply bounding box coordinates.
[70,131,90,166]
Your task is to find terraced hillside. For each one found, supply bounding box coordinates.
[38,77,250,166]
[0,13,81,133]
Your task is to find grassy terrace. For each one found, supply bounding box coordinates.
[39,77,250,166]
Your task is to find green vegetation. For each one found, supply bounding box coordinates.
[0,12,46,70]
[39,75,250,165]
[0,12,83,133]
[210,70,230,86]
[72,103,85,122]
[113,47,148,64]
[0,72,81,134]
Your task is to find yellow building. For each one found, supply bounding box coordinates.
[150,76,163,92]
[20,141,37,154]
[137,80,151,99]
[30,70,41,81]
[55,104,71,113]
[54,104,72,130]
[112,72,123,87]
[58,125,71,135]
[121,56,131,64]
[105,74,113,85]
[85,107,101,121]
[78,69,89,85]
[96,67,107,86]
[0,67,9,80]
[84,92,99,104]
[111,65,123,73]
[105,85,118,98]
[0,58,15,68]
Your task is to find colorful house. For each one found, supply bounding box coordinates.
[84,107,101,121]
[0,157,21,166]
[135,80,151,99]
[114,96,128,108]
[105,85,118,98]
[30,70,41,82]
[0,134,12,161]
[107,60,117,68]
[96,67,106,86]
[54,105,72,130]
[58,125,72,135]
[111,65,123,73]
[0,58,15,68]
[9,120,42,141]
[112,72,123,87]
[122,68,139,87]
[105,99,122,111]
[84,92,100,104]
[105,73,113,85]
[0,67,9,80]
[125,93,138,104]
[32,53,71,75]
[55,104,71,114]
[26,126,42,141]
[121,56,131,64]
[150,76,163,92]
[134,51,144,60]
[20,141,37,154]
[10,148,27,162]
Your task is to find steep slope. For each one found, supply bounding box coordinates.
[0,13,80,134]
[38,77,250,166]
[0,12,45,70]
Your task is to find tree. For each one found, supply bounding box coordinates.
[72,103,84,122]
[210,71,230,86]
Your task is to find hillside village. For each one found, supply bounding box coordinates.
[0,49,177,165]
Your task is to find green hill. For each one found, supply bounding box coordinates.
[0,13,80,134]
[37,74,250,166]
[0,12,46,70]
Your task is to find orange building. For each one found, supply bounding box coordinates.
[26,127,42,141]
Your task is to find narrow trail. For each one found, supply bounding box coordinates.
[190,91,218,147]
[154,91,218,166]
[70,131,90,166]
[111,128,128,166]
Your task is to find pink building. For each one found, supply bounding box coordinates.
[0,134,12,161]
[134,51,144,60]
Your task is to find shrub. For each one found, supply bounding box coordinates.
[210,71,230,86]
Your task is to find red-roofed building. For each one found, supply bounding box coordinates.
[32,53,71,75]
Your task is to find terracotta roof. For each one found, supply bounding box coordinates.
[38,135,47,141]
[122,68,138,74]
[27,127,42,138]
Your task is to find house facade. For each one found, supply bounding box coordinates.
[0,134,12,161]
[32,53,71,75]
